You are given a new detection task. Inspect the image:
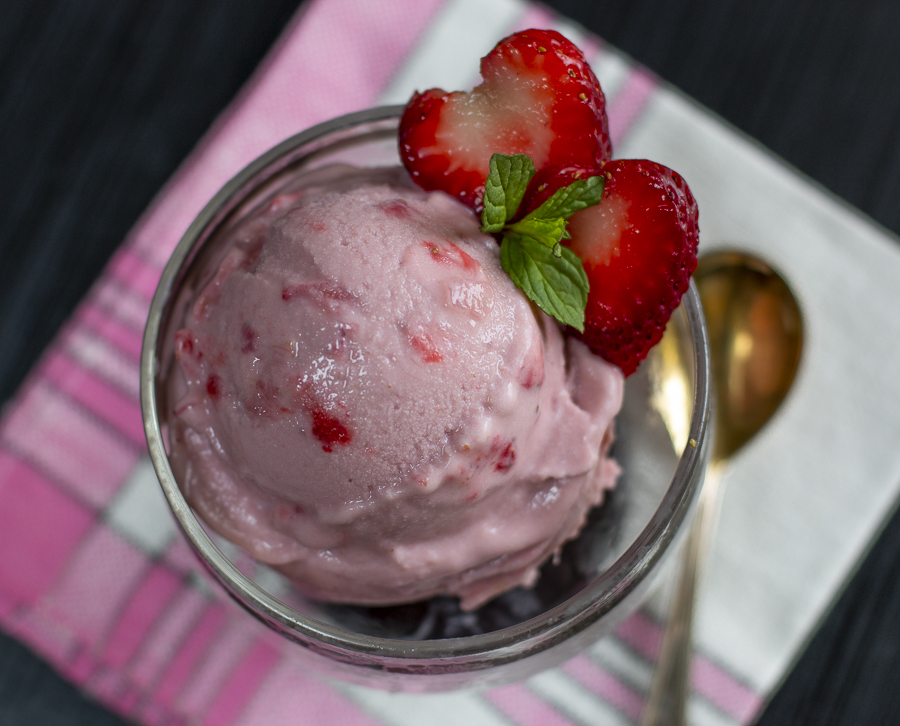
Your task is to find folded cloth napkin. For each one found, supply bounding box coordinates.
[3,0,900,725]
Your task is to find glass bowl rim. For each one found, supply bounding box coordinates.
[140,105,712,663]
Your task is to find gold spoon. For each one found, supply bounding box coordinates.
[641,250,804,726]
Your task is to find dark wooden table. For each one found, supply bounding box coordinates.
[2,1,899,723]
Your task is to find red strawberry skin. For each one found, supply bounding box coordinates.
[399,29,611,210]
[557,159,699,376]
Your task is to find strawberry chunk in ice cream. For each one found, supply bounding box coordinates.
[168,166,623,610]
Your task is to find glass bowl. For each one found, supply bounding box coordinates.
[141,106,711,692]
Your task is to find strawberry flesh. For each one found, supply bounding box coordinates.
[399,29,611,210]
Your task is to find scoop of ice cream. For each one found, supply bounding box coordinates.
[168,166,624,610]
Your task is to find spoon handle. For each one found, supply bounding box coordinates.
[640,464,724,726]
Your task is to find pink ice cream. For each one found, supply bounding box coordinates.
[168,166,624,610]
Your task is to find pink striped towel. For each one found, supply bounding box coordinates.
[0,1,764,724]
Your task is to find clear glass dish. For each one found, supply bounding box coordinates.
[141,106,711,691]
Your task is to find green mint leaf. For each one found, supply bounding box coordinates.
[478,153,597,331]
[508,216,568,248]
[525,174,604,221]
[481,153,536,233]
[500,233,588,332]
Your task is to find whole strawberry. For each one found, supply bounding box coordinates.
[552,160,699,376]
[399,29,611,210]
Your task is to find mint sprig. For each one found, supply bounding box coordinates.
[500,234,589,331]
[527,174,604,220]
[480,153,604,332]
[508,216,570,252]
[482,154,535,232]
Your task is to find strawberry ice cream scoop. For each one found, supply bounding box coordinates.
[168,166,624,610]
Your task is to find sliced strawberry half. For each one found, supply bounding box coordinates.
[399,29,611,210]
[542,159,699,376]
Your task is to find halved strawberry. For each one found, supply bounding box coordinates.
[399,29,611,210]
[537,160,699,376]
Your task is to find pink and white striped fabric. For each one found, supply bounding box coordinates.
[0,1,764,724]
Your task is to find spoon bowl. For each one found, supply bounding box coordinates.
[700,251,803,463]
